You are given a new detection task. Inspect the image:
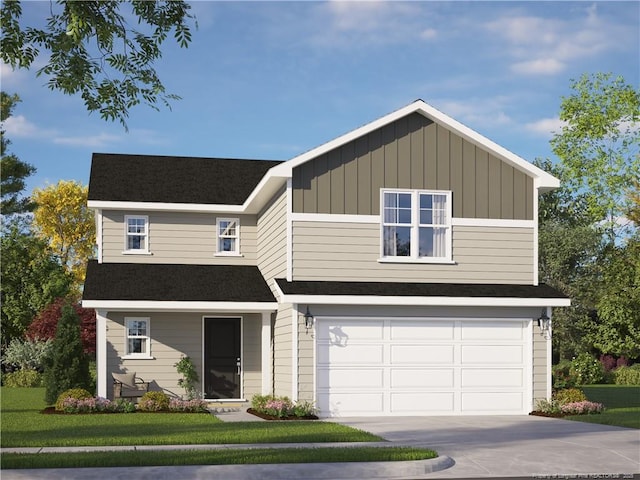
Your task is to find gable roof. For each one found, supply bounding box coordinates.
[271,99,559,191]
[83,261,276,305]
[88,153,282,205]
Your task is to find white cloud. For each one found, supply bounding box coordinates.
[525,117,567,136]
[511,58,565,76]
[3,115,41,137]
[420,28,437,40]
[485,4,633,76]
[53,133,122,148]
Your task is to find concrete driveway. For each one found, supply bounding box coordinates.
[329,415,640,478]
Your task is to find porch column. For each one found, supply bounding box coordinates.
[546,306,553,399]
[95,309,108,398]
[261,312,272,395]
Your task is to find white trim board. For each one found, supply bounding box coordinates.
[82,300,278,313]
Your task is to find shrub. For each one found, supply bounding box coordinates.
[560,401,604,415]
[3,369,43,387]
[554,388,587,405]
[552,360,577,389]
[613,364,640,385]
[535,398,561,415]
[292,400,316,417]
[56,396,136,414]
[138,391,170,411]
[251,394,278,411]
[2,338,52,371]
[570,353,604,385]
[55,388,92,411]
[174,356,200,400]
[168,399,209,413]
[43,304,92,405]
[263,398,293,418]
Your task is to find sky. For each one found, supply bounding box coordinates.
[2,1,639,196]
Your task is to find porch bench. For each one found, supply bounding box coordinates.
[112,372,149,401]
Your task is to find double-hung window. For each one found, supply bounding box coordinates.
[216,218,240,255]
[381,189,452,262]
[124,317,151,358]
[124,215,149,253]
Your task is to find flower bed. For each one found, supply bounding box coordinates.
[248,394,318,420]
[41,396,209,414]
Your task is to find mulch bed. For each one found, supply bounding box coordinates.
[246,408,318,421]
[529,411,567,418]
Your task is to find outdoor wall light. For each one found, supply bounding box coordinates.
[537,309,551,338]
[303,306,314,332]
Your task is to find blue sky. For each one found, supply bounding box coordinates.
[2,1,639,195]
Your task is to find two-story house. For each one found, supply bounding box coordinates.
[82,100,570,416]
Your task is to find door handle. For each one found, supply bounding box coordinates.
[236,358,241,375]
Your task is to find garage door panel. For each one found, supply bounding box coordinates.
[391,344,454,364]
[461,368,524,388]
[316,321,384,342]
[391,368,454,388]
[390,321,454,340]
[461,321,524,340]
[320,368,384,388]
[461,345,523,364]
[391,392,455,413]
[318,344,384,365]
[319,393,384,416]
[462,392,524,412]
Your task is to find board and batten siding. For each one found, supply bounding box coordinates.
[292,112,534,220]
[101,211,258,264]
[292,221,534,284]
[106,312,263,400]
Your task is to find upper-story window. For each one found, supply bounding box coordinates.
[381,189,452,262]
[124,215,149,254]
[216,218,240,255]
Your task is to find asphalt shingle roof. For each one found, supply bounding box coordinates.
[88,153,283,205]
[83,261,276,303]
[275,279,568,299]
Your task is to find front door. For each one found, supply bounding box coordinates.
[204,317,241,399]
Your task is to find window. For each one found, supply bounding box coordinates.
[125,318,150,357]
[381,189,452,261]
[216,218,240,255]
[124,215,148,253]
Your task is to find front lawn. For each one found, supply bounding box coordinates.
[2,446,438,470]
[566,385,640,429]
[1,388,381,447]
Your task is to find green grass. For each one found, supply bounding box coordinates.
[1,447,438,470]
[0,388,381,447]
[566,385,640,429]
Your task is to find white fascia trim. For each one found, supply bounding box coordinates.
[81,300,278,313]
[88,200,245,214]
[290,212,379,224]
[276,294,571,308]
[452,218,536,228]
[270,100,560,189]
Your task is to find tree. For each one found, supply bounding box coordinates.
[1,1,195,129]
[0,218,72,348]
[32,180,96,288]
[43,303,92,404]
[1,91,36,215]
[27,298,96,355]
[550,72,640,243]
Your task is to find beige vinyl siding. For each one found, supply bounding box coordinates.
[532,326,549,403]
[257,187,287,283]
[298,310,314,402]
[102,211,257,264]
[272,304,292,398]
[106,312,264,400]
[292,113,534,220]
[292,221,534,284]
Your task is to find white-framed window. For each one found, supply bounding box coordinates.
[381,189,452,262]
[124,215,149,253]
[216,218,240,255]
[124,317,151,358]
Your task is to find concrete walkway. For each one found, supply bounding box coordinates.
[3,414,639,479]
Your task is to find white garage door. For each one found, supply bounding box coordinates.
[316,318,531,416]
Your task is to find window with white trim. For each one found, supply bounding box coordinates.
[124,215,148,253]
[125,318,150,357]
[381,190,452,261]
[216,218,240,255]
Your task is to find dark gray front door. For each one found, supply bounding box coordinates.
[204,317,241,399]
